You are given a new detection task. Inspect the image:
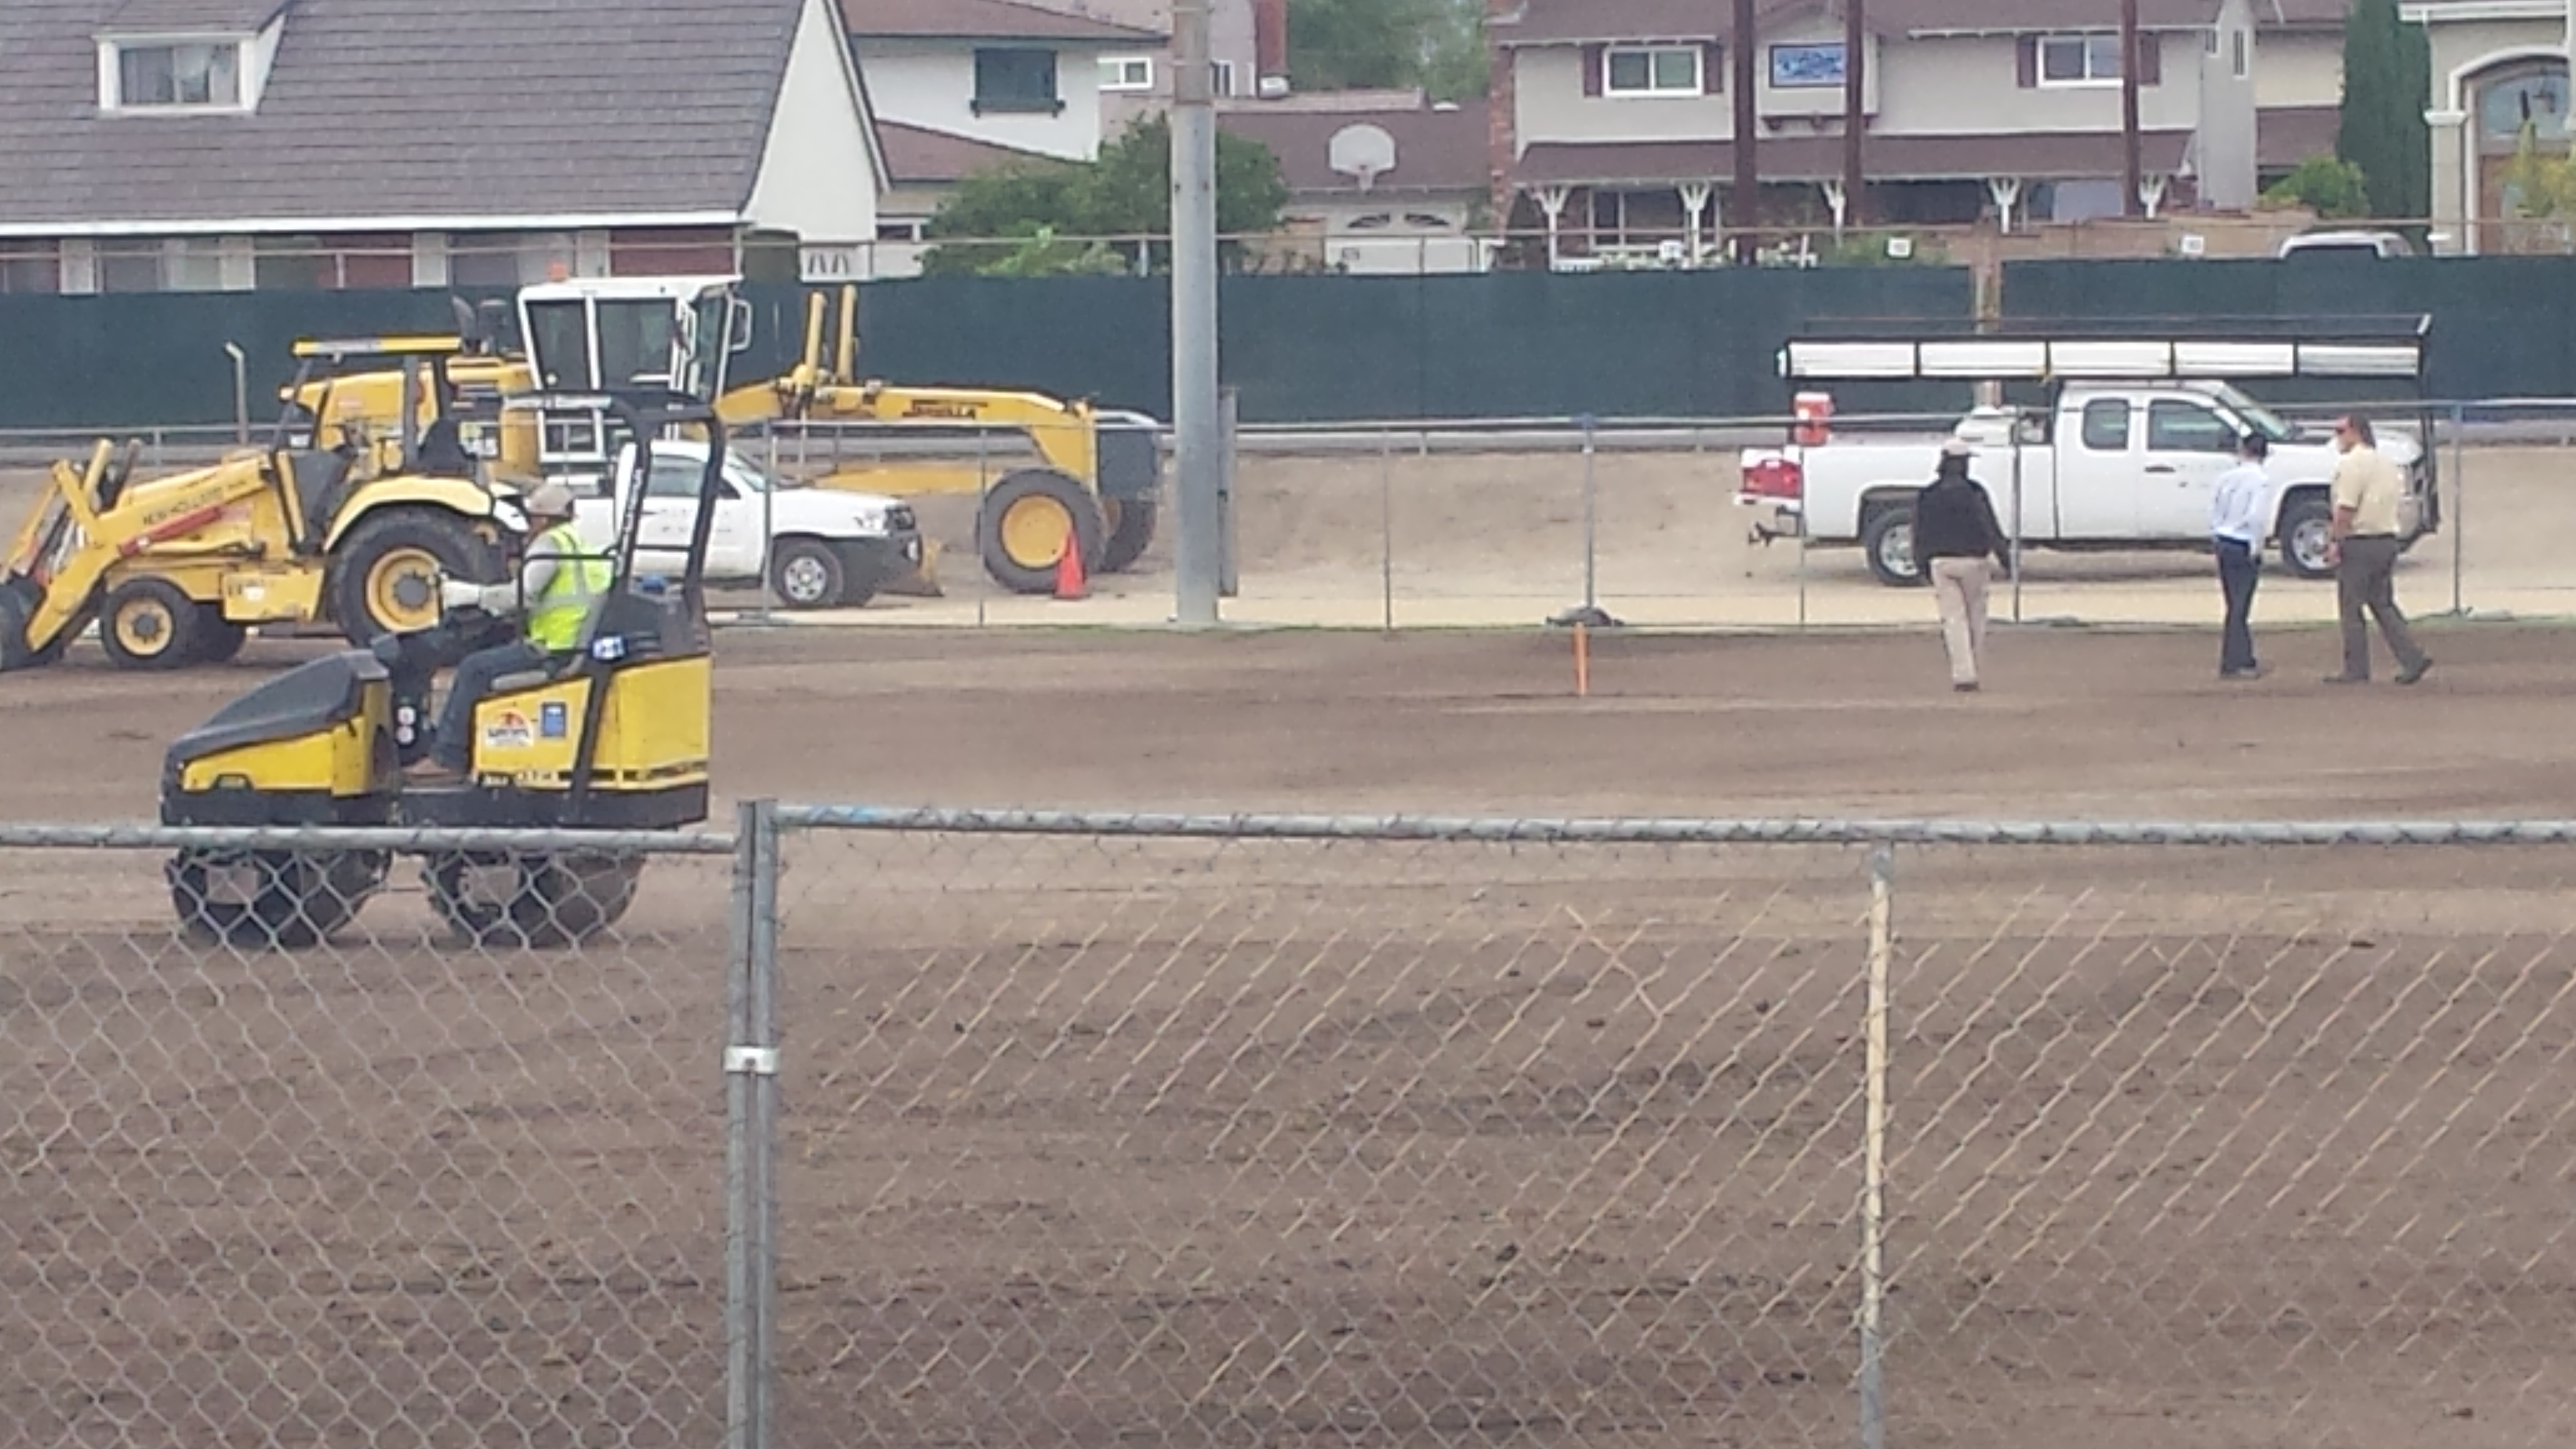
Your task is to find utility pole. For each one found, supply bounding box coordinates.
[1842,0,1866,232]
[1171,0,1221,627]
[1732,0,1759,263]
[2119,0,2143,217]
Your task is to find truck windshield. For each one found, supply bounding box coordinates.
[2210,384,2295,442]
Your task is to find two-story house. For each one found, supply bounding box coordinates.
[0,0,883,294]
[1487,0,2304,264]
[2403,0,2571,253]
[843,0,1163,273]
[1028,0,1266,130]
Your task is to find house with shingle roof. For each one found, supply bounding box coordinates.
[0,0,886,294]
[1217,90,1496,272]
[841,0,1166,274]
[1483,0,2354,265]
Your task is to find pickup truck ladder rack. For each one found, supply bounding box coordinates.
[1778,316,2433,385]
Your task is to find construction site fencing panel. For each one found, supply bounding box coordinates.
[13,809,2576,1449]
[752,806,2576,1449]
[0,822,744,1449]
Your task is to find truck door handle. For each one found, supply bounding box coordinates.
[2144,465,2177,475]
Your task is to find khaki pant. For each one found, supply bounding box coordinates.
[2335,535,2426,681]
[1929,557,1992,686]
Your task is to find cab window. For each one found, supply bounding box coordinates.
[2147,400,2237,453]
[2079,399,2131,451]
[644,453,703,499]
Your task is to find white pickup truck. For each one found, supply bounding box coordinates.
[1737,379,2435,586]
[578,441,924,609]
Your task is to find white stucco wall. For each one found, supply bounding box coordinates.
[745,0,881,243]
[2255,29,2344,109]
[857,41,1103,161]
[2417,14,2566,250]
[1875,34,2203,134]
[1516,31,2206,145]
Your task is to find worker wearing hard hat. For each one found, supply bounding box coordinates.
[409,481,610,783]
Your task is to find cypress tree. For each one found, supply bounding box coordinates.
[2336,0,2432,220]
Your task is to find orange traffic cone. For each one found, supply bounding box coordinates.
[1052,535,1089,601]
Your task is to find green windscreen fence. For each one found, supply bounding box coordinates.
[0,268,1976,432]
[2001,255,2576,406]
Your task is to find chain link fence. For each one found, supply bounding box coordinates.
[9,810,2576,1447]
[0,823,741,1448]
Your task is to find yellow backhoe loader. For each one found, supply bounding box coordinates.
[1,338,522,675]
[290,276,1161,595]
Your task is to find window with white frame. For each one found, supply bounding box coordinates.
[1605,45,1702,97]
[1211,59,1236,96]
[1101,55,1153,92]
[2037,33,2122,85]
[104,39,246,109]
[2230,29,2248,79]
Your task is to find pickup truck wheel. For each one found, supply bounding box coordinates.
[2278,497,2337,580]
[1861,506,1923,588]
[769,538,847,609]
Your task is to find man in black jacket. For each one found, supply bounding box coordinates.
[1916,439,2012,692]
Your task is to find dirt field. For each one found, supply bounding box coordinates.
[6,629,2576,1448]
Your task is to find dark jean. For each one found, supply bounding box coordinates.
[2335,535,2426,681]
[431,638,549,769]
[2214,538,2260,673]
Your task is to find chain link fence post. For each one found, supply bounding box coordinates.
[1860,842,1894,1449]
[727,799,784,1449]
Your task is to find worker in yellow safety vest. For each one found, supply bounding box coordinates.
[409,481,611,782]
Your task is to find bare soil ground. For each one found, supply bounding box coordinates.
[6,620,2576,1446]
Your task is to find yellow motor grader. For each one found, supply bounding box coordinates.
[291,276,1161,595]
[1,338,521,674]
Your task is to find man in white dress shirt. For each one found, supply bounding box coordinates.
[2208,431,2272,680]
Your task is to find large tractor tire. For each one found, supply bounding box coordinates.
[189,606,249,665]
[1099,497,1158,575]
[330,508,503,651]
[426,852,645,949]
[100,577,207,672]
[978,469,1106,595]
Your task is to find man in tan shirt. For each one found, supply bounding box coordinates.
[2325,415,2430,686]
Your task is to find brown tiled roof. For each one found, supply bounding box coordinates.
[874,120,1061,184]
[1219,101,1490,196]
[842,0,1161,43]
[2258,104,2341,167]
[1514,129,2196,185]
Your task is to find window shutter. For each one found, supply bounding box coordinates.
[2138,34,2162,85]
[1583,43,1605,96]
[2016,35,2038,88]
[1704,42,1724,92]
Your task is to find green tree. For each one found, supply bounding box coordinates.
[2335,0,2431,220]
[1288,0,1487,101]
[921,114,1289,276]
[2500,121,2576,220]
[2263,155,2373,218]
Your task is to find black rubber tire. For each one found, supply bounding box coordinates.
[100,577,205,671]
[190,607,249,665]
[1099,497,1158,574]
[978,469,1106,595]
[329,508,503,650]
[426,852,644,949]
[1860,504,1923,588]
[2276,495,2337,580]
[169,850,386,950]
[769,537,847,610]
